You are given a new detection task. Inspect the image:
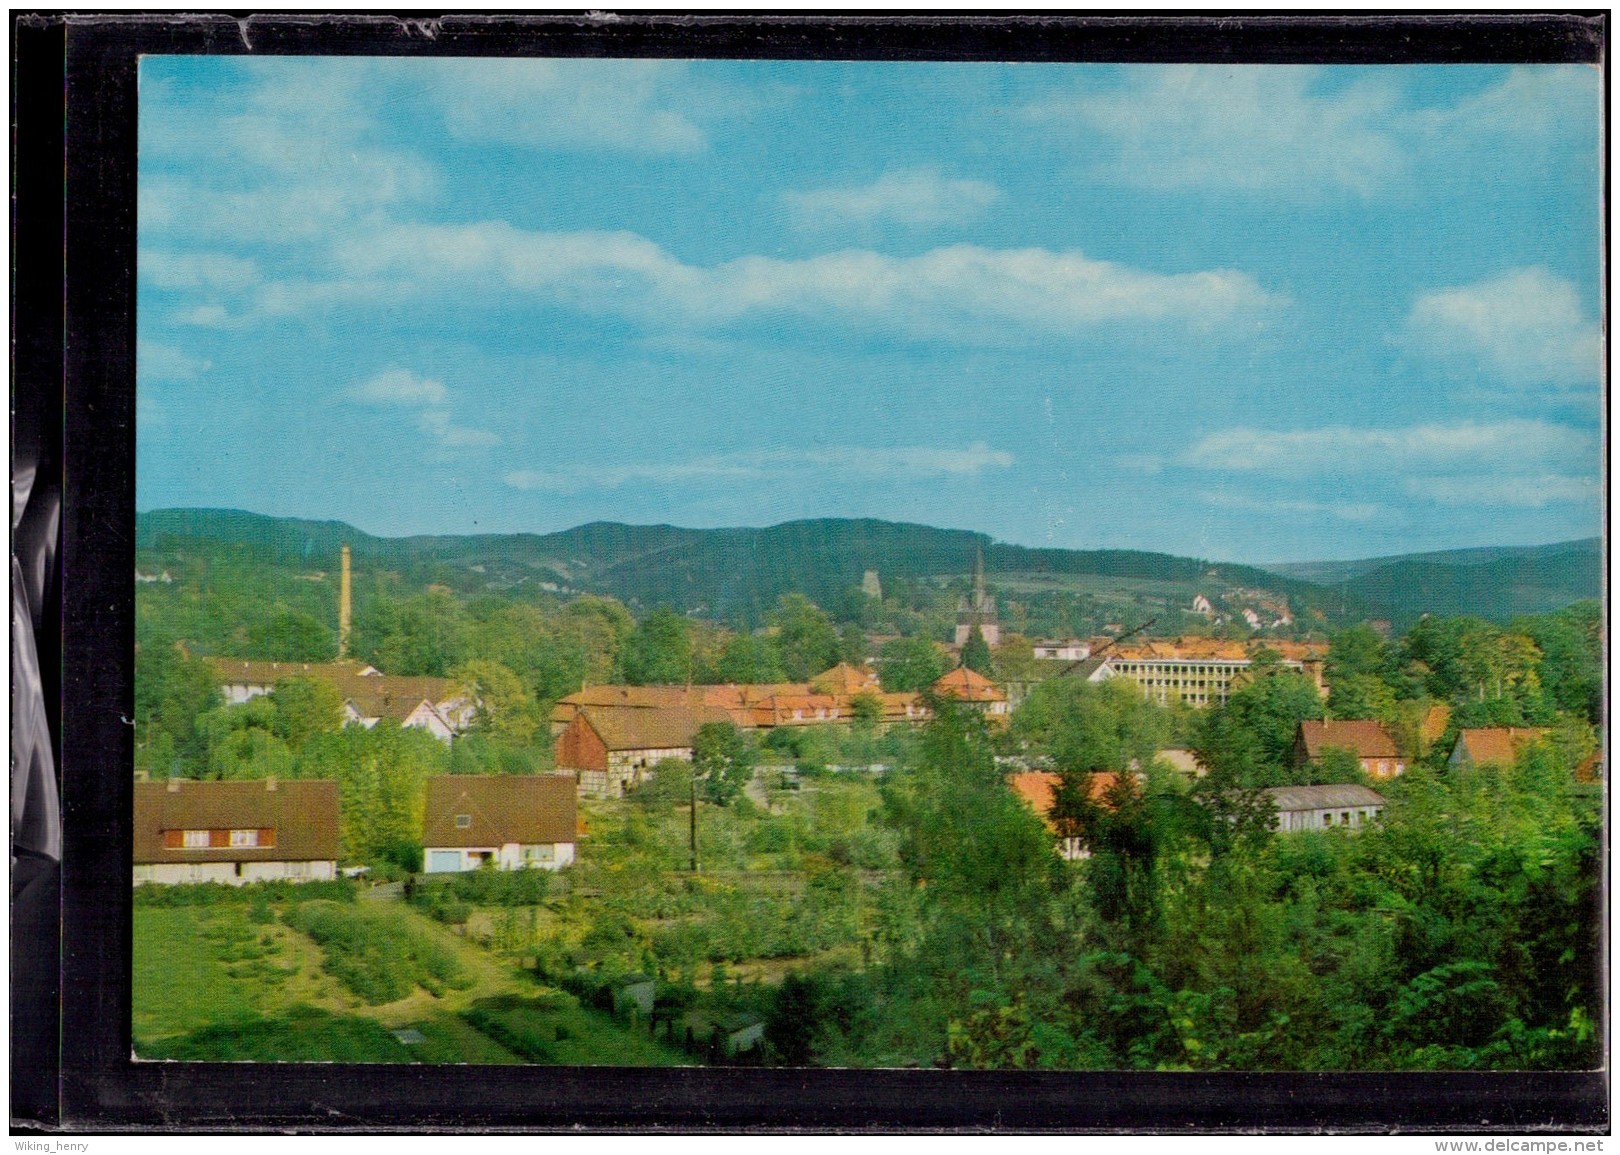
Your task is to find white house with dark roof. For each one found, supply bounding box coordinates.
[133,778,340,885]
[1263,783,1387,833]
[421,775,578,873]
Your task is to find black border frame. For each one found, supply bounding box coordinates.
[16,12,1610,1132]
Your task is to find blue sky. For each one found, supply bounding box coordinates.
[137,58,1602,563]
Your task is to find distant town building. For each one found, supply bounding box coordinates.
[1294,719,1405,778]
[133,778,339,886]
[954,548,1000,647]
[206,658,474,744]
[1190,594,1215,618]
[1265,783,1386,833]
[421,774,577,872]
[1448,727,1550,771]
[931,665,1010,719]
[1080,638,1327,708]
[1032,639,1090,661]
[861,570,883,601]
[208,658,380,705]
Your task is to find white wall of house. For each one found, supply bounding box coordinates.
[133,859,337,886]
[222,681,276,706]
[1274,806,1382,833]
[579,747,692,798]
[422,842,576,873]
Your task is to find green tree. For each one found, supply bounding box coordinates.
[716,634,786,685]
[1013,677,1170,775]
[960,626,993,676]
[452,659,541,746]
[1195,666,1324,786]
[267,676,345,750]
[771,594,842,682]
[877,636,949,693]
[246,609,338,662]
[363,587,471,676]
[692,721,755,806]
[621,608,694,685]
[849,690,884,729]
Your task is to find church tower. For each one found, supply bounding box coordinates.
[954,547,1000,647]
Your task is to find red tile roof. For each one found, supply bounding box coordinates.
[1453,727,1549,767]
[1298,719,1399,760]
[1008,770,1123,828]
[932,665,1006,703]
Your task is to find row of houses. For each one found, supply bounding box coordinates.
[552,663,1009,798]
[133,774,578,885]
[207,658,477,744]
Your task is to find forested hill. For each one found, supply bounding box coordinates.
[1264,538,1602,627]
[138,507,1364,628]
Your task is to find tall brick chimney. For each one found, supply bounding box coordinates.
[339,544,352,659]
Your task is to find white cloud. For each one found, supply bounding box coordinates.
[349,368,496,449]
[506,443,1014,493]
[137,339,211,383]
[1411,473,1599,508]
[329,222,1284,340]
[417,410,500,449]
[1403,267,1601,388]
[351,368,449,407]
[1182,419,1595,475]
[140,250,261,293]
[1027,64,1597,198]
[1028,66,1404,196]
[782,168,1001,230]
[424,58,707,154]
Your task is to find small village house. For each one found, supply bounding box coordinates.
[1448,727,1550,771]
[555,703,733,798]
[931,665,1010,719]
[1294,719,1406,779]
[133,777,340,885]
[208,657,379,705]
[1008,769,1127,860]
[1264,783,1386,833]
[421,774,578,873]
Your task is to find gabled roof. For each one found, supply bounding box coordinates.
[1453,727,1549,767]
[345,687,445,726]
[422,774,577,848]
[1264,783,1387,812]
[576,703,731,751]
[133,778,340,863]
[809,662,879,694]
[208,658,378,685]
[1298,719,1399,760]
[932,665,1006,703]
[1420,703,1453,744]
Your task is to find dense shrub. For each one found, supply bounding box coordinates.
[284,901,472,1004]
[133,878,357,907]
[411,868,553,908]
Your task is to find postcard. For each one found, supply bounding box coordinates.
[131,53,1603,1076]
